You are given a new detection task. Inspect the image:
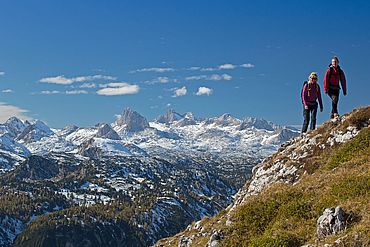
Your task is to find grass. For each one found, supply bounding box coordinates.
[220,126,370,246]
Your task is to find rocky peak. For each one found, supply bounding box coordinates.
[58,125,79,137]
[1,117,28,138]
[206,113,241,126]
[96,124,120,140]
[155,109,184,124]
[114,108,149,132]
[239,117,275,131]
[16,120,54,143]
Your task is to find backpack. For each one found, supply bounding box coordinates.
[301,81,319,104]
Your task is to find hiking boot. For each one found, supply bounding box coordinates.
[334,113,339,118]
[330,113,335,119]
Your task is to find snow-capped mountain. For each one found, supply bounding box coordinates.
[0,107,299,246]
[0,117,29,138]
[16,120,54,143]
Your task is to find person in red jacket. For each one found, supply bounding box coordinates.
[301,72,323,133]
[324,56,347,118]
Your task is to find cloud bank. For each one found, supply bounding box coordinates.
[96,83,140,96]
[0,102,31,123]
[39,75,117,85]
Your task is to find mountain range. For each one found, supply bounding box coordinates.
[0,108,299,246]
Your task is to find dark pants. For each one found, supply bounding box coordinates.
[328,88,340,118]
[302,104,318,133]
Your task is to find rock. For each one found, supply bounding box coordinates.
[317,206,346,239]
[178,236,192,247]
[208,230,222,247]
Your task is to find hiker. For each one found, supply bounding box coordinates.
[324,56,347,118]
[301,72,323,133]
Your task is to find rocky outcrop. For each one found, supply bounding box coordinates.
[317,207,346,239]
[207,230,222,247]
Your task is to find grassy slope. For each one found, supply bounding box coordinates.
[155,107,370,247]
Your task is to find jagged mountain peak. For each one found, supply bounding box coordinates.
[5,116,25,126]
[16,120,54,143]
[0,117,28,138]
[114,107,149,132]
[155,109,184,124]
[206,113,241,126]
[239,117,275,131]
[96,123,120,140]
[58,125,79,137]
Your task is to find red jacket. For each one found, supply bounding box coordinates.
[323,65,347,94]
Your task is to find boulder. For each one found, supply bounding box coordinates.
[317,206,346,239]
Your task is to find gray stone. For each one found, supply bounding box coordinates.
[317,206,346,239]
[178,236,192,247]
[208,230,222,247]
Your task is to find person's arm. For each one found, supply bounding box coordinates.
[323,69,330,94]
[341,70,347,95]
[302,84,308,109]
[317,85,323,111]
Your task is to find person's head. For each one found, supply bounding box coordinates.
[331,56,339,67]
[308,72,318,83]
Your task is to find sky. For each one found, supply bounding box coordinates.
[0,0,369,128]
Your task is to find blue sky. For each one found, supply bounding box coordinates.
[0,0,369,128]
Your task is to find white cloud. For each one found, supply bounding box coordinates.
[219,63,236,70]
[40,90,60,94]
[99,82,133,88]
[188,63,254,72]
[39,75,117,85]
[2,89,13,93]
[0,71,5,76]
[200,67,217,72]
[186,74,232,81]
[79,83,97,88]
[172,86,187,97]
[130,67,175,73]
[157,77,170,83]
[185,75,207,81]
[96,83,140,96]
[66,90,88,95]
[240,63,255,68]
[0,102,31,122]
[221,74,232,80]
[196,87,213,96]
[187,67,201,71]
[145,77,171,84]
